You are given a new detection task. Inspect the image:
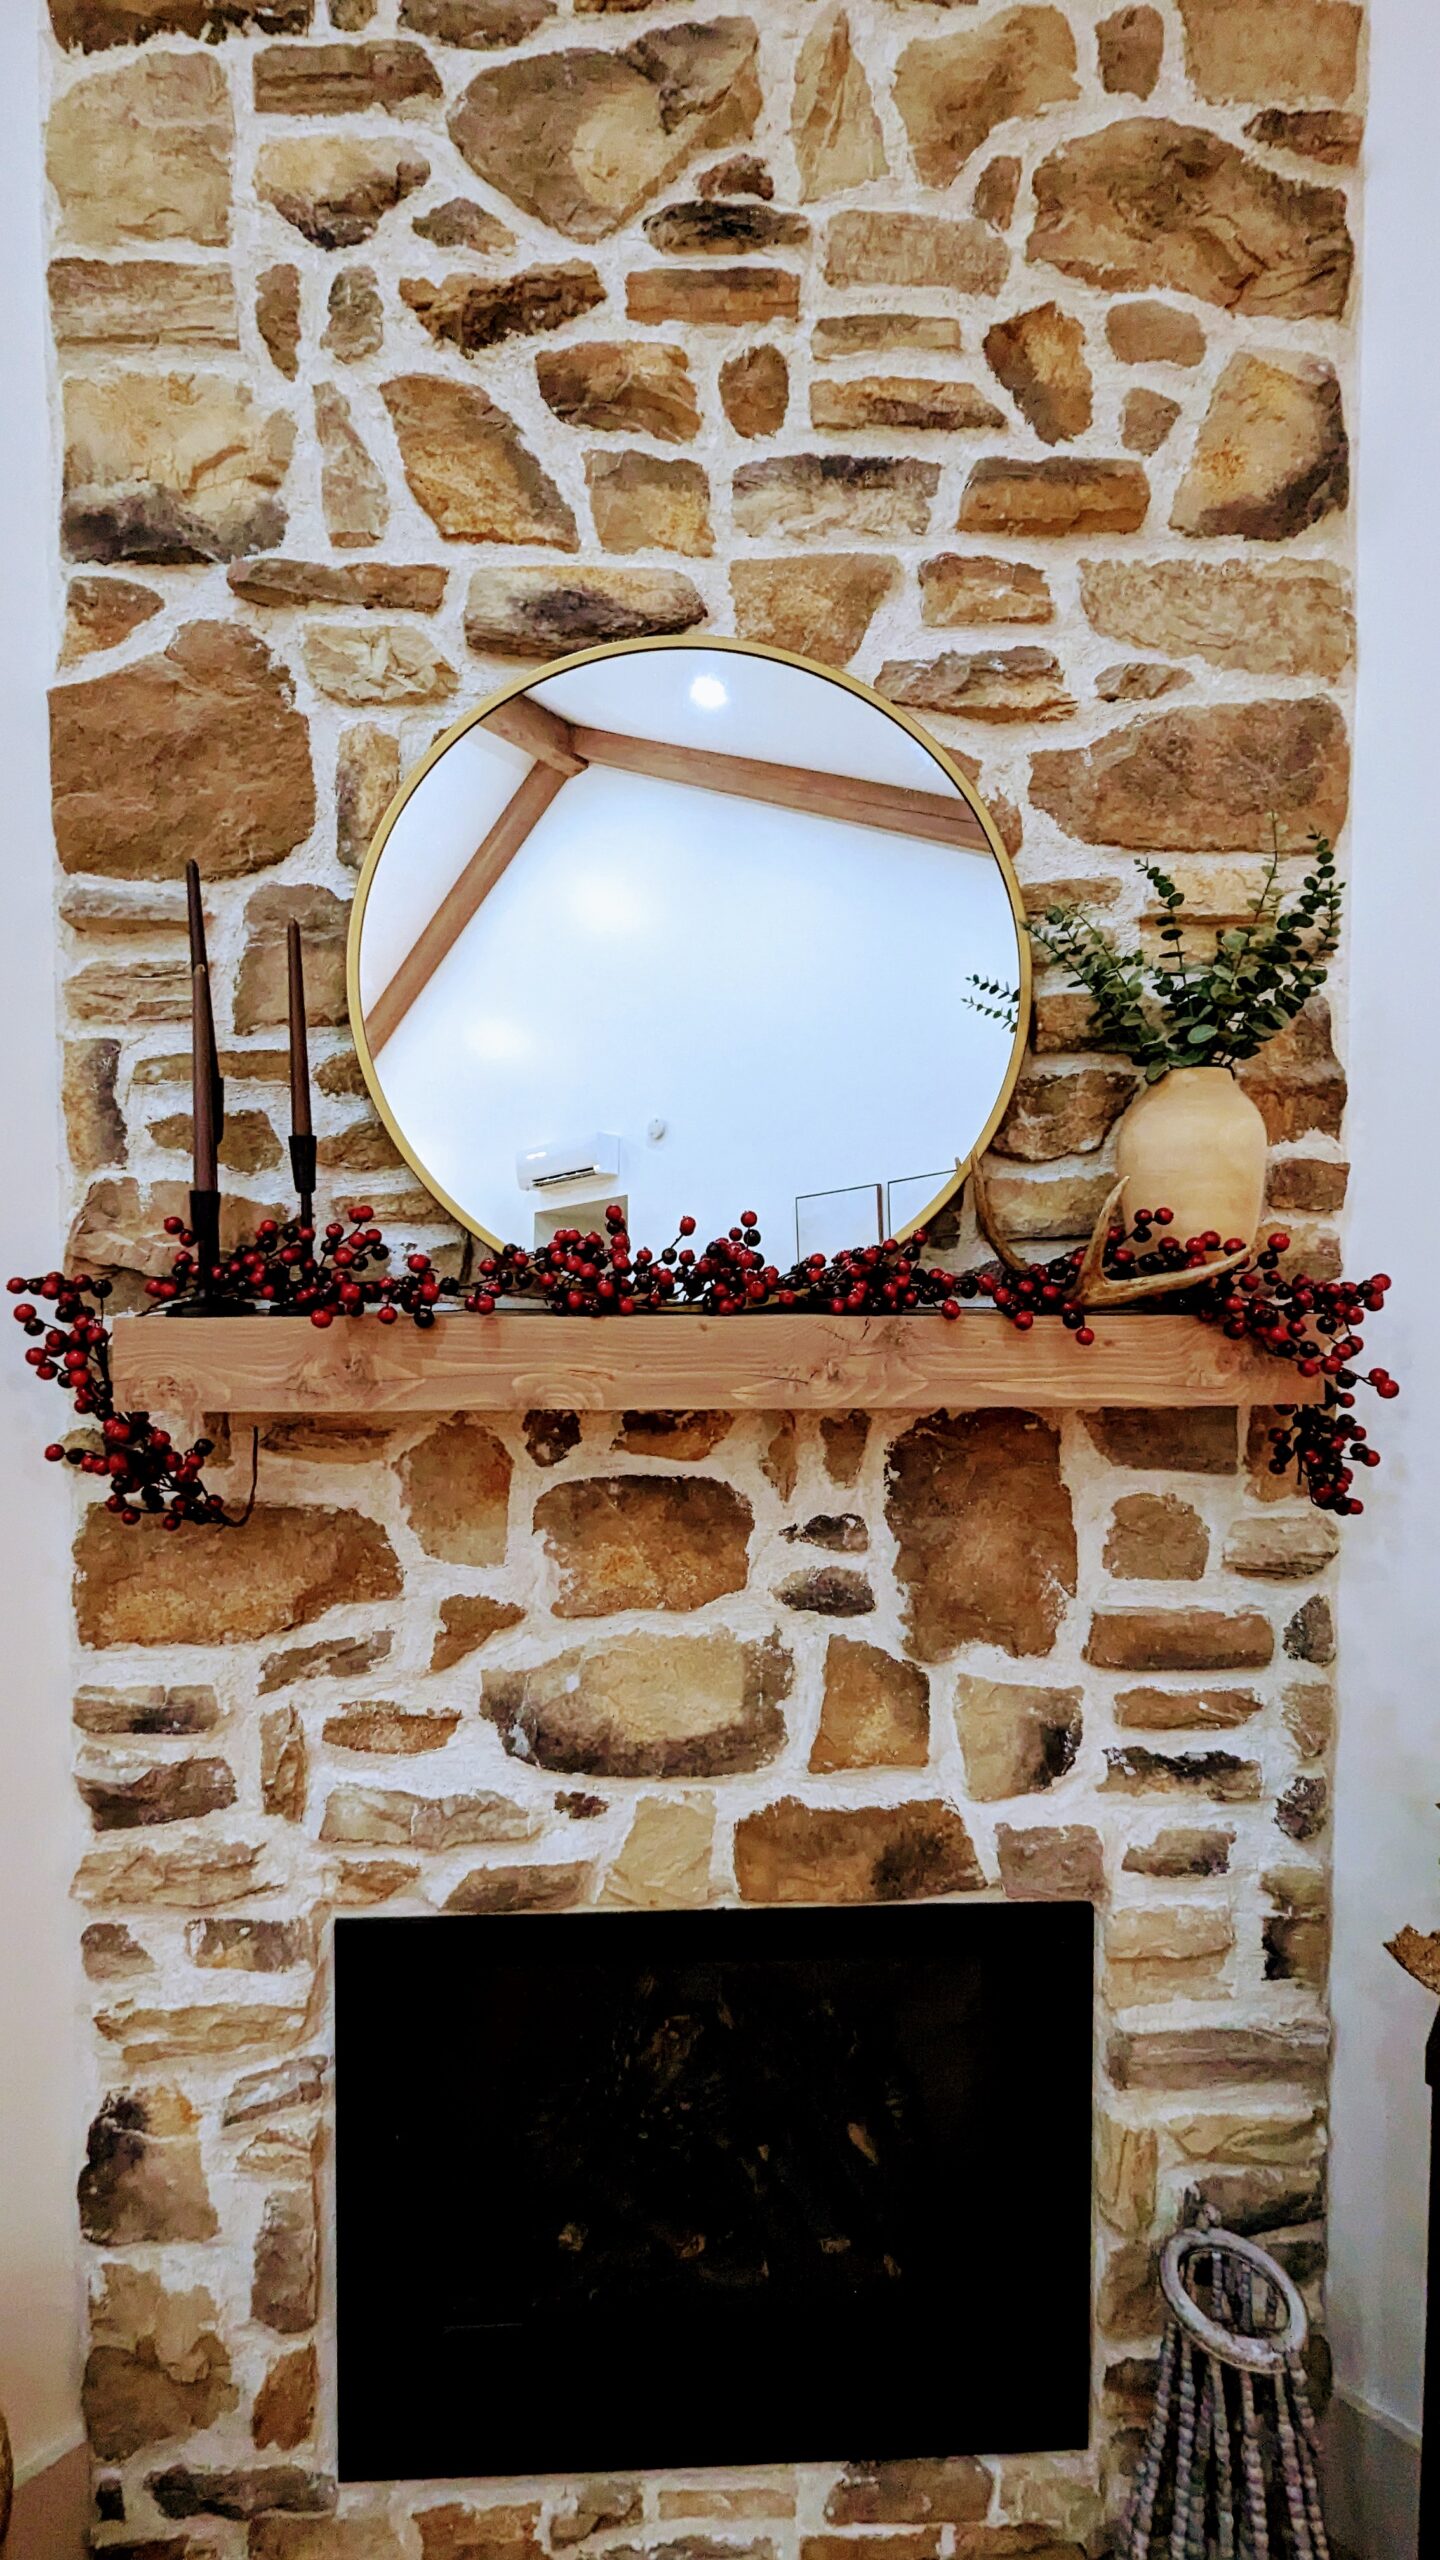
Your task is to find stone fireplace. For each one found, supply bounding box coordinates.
[332,1904,1093,2482]
[44,0,1357,2545]
[74,1403,1336,2554]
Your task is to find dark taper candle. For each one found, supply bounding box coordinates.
[191,961,219,1192]
[184,858,225,1147]
[286,919,318,1223]
[287,919,312,1139]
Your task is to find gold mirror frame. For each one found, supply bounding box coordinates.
[346,634,1033,1254]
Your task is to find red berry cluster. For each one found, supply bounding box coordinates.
[959,1207,1396,1516]
[8,1267,224,1527]
[462,1207,966,1321]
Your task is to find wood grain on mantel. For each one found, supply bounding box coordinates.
[108,1312,1319,1430]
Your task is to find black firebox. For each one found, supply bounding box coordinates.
[334,1903,1093,2482]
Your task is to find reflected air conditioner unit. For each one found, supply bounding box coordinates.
[517,1135,621,1192]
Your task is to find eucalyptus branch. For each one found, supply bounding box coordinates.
[1027,829,1341,1079]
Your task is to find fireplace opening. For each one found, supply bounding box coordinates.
[335,1903,1094,2482]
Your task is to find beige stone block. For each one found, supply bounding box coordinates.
[1030,119,1353,321]
[813,314,962,362]
[1099,5,1165,96]
[323,266,384,363]
[535,1475,751,1616]
[1080,558,1353,680]
[234,886,349,1040]
[74,1502,399,1647]
[52,621,314,882]
[587,452,712,558]
[1172,354,1348,541]
[1223,1514,1341,1580]
[79,2086,216,2245]
[736,1799,984,1905]
[336,724,402,873]
[601,1798,715,1909]
[1123,389,1181,455]
[413,198,517,255]
[1103,1746,1261,1801]
[254,39,441,115]
[919,554,1053,629]
[62,371,293,566]
[254,2344,318,2453]
[400,263,604,356]
[302,624,458,706]
[61,574,163,665]
[1176,0,1361,104]
[1105,302,1206,367]
[996,1824,1104,1900]
[956,1676,1082,1800]
[47,51,232,248]
[320,1787,539,1849]
[825,2462,992,2526]
[97,2000,309,2066]
[1115,1684,1259,1729]
[322,1705,461,1755]
[1104,1495,1209,1582]
[719,344,789,438]
[484,1634,792,1780]
[84,2263,236,2459]
[1123,1827,1232,1877]
[447,22,761,240]
[811,1639,929,1773]
[731,555,894,663]
[399,1418,511,1565]
[1032,698,1349,854]
[430,1595,525,1673]
[983,302,1092,443]
[792,10,887,199]
[253,2186,317,2335]
[444,1863,594,1913]
[957,457,1149,538]
[1108,2022,1329,2090]
[824,210,1007,294]
[888,1411,1076,1662]
[76,1836,266,1908]
[1097,2118,1159,2235]
[465,563,705,659]
[626,266,801,327]
[257,136,430,249]
[50,257,237,348]
[894,8,1078,186]
[812,376,1005,435]
[257,264,301,378]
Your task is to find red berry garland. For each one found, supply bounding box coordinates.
[10,1200,1395,1524]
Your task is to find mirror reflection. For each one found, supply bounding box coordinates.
[350,641,1025,1255]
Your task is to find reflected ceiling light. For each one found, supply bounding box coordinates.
[464,1016,532,1063]
[688,674,728,711]
[570,874,644,934]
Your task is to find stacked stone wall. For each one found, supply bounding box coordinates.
[42,0,1361,2548]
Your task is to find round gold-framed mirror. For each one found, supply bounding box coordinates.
[347,636,1030,1256]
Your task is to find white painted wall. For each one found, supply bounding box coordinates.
[1330,0,1440,2532]
[0,0,84,2491]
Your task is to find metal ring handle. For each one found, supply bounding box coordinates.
[1160,2226,1309,2375]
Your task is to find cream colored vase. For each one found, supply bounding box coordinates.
[1113,1065,1268,1248]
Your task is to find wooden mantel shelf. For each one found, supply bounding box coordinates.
[108,1311,1316,1425]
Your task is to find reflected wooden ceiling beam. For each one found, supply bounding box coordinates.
[482,694,587,776]
[566,724,991,853]
[366,760,570,1055]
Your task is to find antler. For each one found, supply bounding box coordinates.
[1070,1177,1253,1310]
[969,1158,1254,1309]
[967,1153,1030,1274]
